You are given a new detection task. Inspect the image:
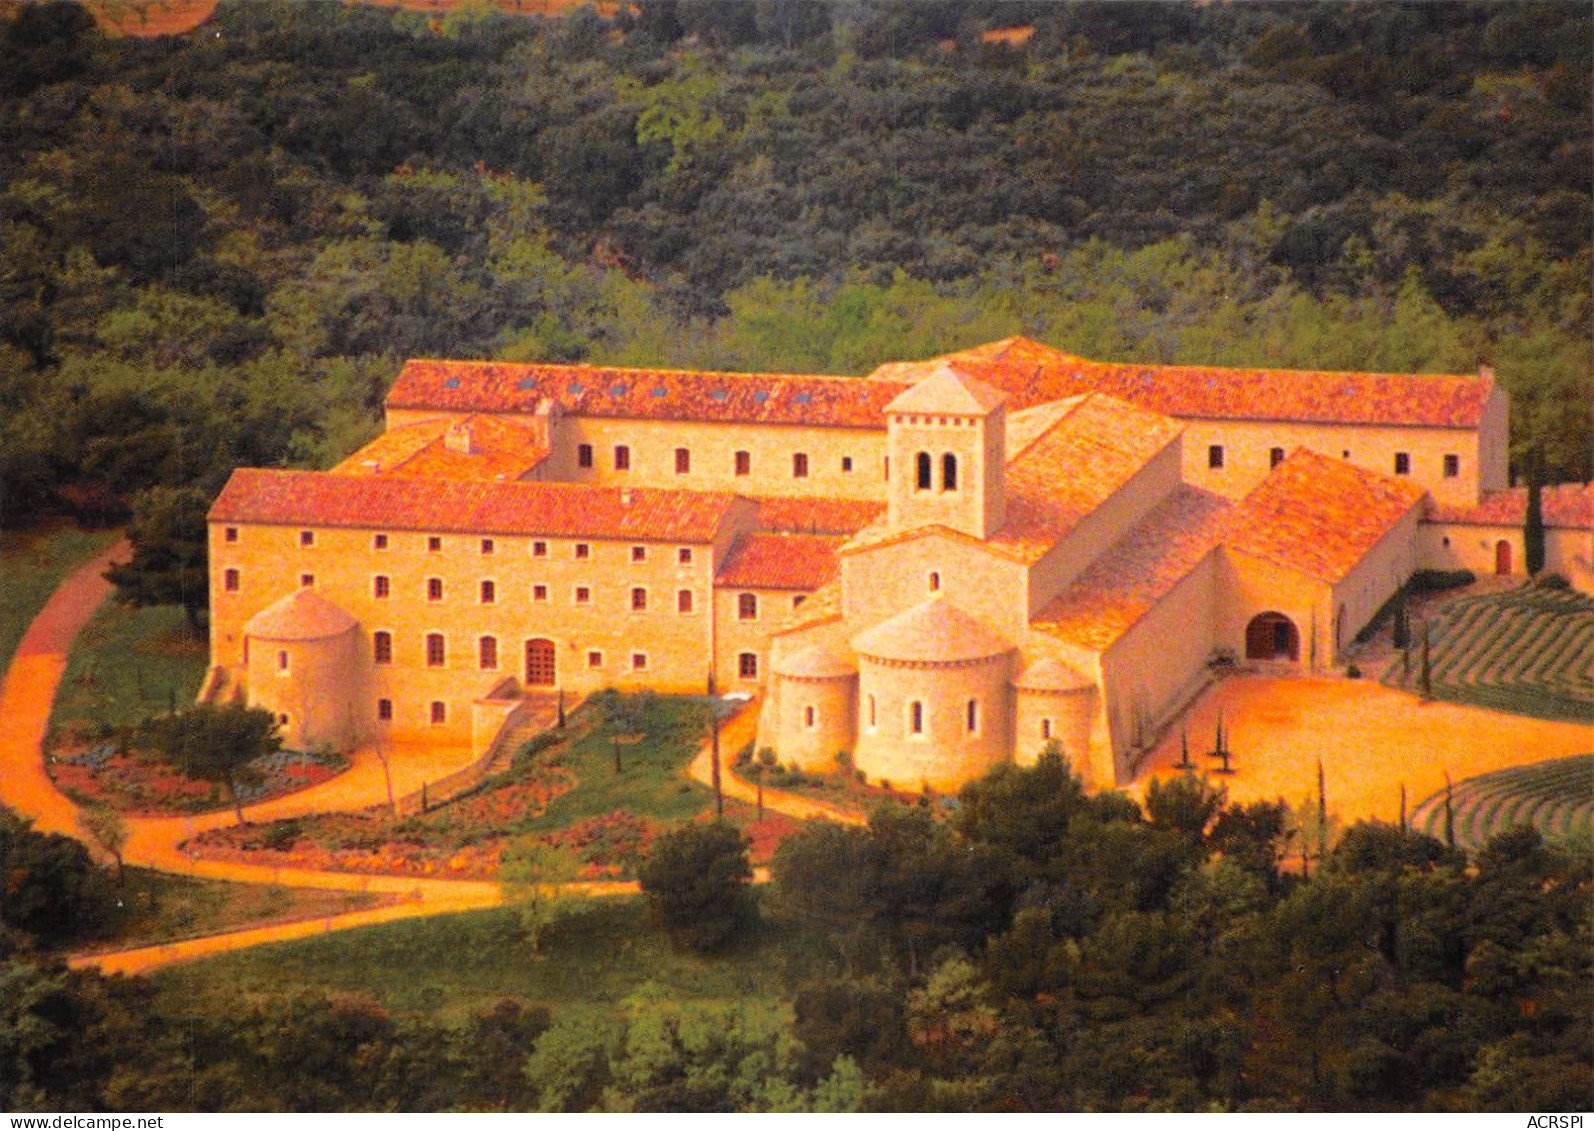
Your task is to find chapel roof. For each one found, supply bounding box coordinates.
[1427,483,1594,530]
[1013,657,1095,692]
[332,415,548,481]
[716,533,842,591]
[884,364,1007,416]
[243,589,358,641]
[851,595,1013,663]
[772,645,858,679]
[210,468,744,543]
[1226,449,1429,583]
[388,358,909,429]
[871,336,1495,430]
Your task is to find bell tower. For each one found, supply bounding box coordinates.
[885,364,1007,540]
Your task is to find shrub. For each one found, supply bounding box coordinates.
[1345,663,1361,679]
[636,821,754,953]
[1410,569,1476,592]
[262,818,302,850]
[1535,572,1570,590]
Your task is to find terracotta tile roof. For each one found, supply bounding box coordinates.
[1427,483,1594,530]
[333,415,548,481]
[773,578,844,635]
[851,595,1013,663]
[388,359,910,429]
[753,495,885,536]
[873,336,1494,429]
[210,469,743,543]
[884,365,1007,415]
[1227,449,1428,583]
[716,533,842,591]
[1033,486,1233,652]
[840,393,1182,565]
[243,589,358,641]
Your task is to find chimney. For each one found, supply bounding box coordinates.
[620,487,633,507]
[444,421,474,455]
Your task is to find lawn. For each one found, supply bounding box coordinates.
[149,895,790,1031]
[50,601,208,735]
[78,868,392,955]
[0,523,119,673]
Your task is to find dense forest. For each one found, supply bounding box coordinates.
[4,758,1591,1111]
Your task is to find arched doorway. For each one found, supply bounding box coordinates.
[524,638,556,686]
[1245,612,1300,662]
[1494,539,1512,576]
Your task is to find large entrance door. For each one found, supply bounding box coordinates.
[1244,612,1300,662]
[1495,539,1512,576]
[525,638,556,686]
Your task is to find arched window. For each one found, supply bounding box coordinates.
[426,633,445,668]
[942,453,958,490]
[916,452,932,490]
[909,700,924,735]
[966,698,978,733]
[928,571,940,592]
[373,632,392,665]
[867,695,877,729]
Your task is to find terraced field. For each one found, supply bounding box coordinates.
[1410,755,1592,855]
[1383,586,1594,721]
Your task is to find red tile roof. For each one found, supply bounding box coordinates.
[716,533,843,591]
[388,359,909,429]
[333,415,548,481]
[1032,486,1232,652]
[1427,483,1594,530]
[210,469,744,543]
[773,578,844,635]
[753,495,885,536]
[873,336,1494,429]
[1227,449,1428,583]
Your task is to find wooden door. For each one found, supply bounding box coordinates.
[525,638,556,686]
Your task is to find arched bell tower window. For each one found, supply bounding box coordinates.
[916,452,932,490]
[942,453,958,490]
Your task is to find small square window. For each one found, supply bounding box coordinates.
[631,587,648,611]
[481,538,494,555]
[480,580,496,604]
[574,543,590,560]
[428,577,444,601]
[428,536,443,552]
[1207,445,1225,470]
[1443,454,1460,478]
[587,650,603,669]
[1269,447,1285,468]
[577,444,593,469]
[373,533,389,550]
[224,568,240,592]
[374,632,392,665]
[678,589,694,614]
[575,586,591,605]
[631,545,647,562]
[738,592,758,621]
[300,573,314,588]
[300,530,315,547]
[631,652,648,671]
[377,698,393,721]
[532,541,548,558]
[614,445,630,471]
[430,701,446,725]
[841,456,853,472]
[678,547,693,565]
[224,527,238,543]
[374,575,390,599]
[793,452,809,478]
[533,584,548,602]
[1394,452,1411,475]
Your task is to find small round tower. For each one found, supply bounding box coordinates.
[1012,657,1097,768]
[243,589,359,753]
[770,645,858,774]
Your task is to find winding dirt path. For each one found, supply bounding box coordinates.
[686,701,867,827]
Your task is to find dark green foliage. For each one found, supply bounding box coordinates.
[103,486,211,634]
[0,808,119,947]
[1524,472,1546,576]
[636,821,754,952]
[139,704,281,824]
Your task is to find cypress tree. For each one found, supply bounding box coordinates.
[1524,462,1546,576]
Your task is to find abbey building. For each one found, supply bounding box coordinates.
[206,337,1593,790]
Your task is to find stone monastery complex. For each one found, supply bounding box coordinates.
[206,337,1594,792]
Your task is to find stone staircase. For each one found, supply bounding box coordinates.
[397,691,570,815]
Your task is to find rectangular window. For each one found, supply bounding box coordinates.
[738,592,758,621]
[532,540,548,558]
[374,533,389,550]
[277,650,289,672]
[428,536,443,552]
[631,587,647,611]
[300,573,314,588]
[631,545,647,562]
[1269,447,1286,468]
[575,586,591,605]
[377,698,392,721]
[479,636,498,670]
[678,547,693,565]
[430,701,446,725]
[480,580,496,604]
[1207,445,1225,470]
[300,530,315,547]
[427,577,444,601]
[374,632,392,665]
[614,445,630,470]
[967,698,978,733]
[1394,452,1411,475]
[1041,718,1052,740]
[577,443,594,469]
[675,448,690,474]
[631,653,648,671]
[574,543,590,560]
[374,575,390,599]
[224,568,240,592]
[739,652,758,679]
[678,589,694,614]
[841,456,853,472]
[481,538,494,555]
[224,527,238,543]
[533,584,548,602]
[804,705,816,729]
[587,650,603,669]
[734,450,751,476]
[793,452,809,478]
[1443,454,1460,478]
[426,633,445,667]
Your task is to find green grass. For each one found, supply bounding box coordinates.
[50,601,208,736]
[83,868,391,954]
[0,523,119,672]
[149,895,789,1030]
[1410,755,1594,855]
